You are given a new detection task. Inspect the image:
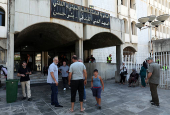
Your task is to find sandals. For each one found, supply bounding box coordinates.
[69,108,85,112]
[95,103,99,106]
[69,109,74,112]
[80,108,85,112]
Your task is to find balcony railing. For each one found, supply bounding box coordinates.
[118,5,128,17]
[125,33,130,43]
[130,9,137,19]
[131,35,138,43]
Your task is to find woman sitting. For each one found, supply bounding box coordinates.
[128,68,139,87]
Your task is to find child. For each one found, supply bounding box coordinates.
[91,69,104,109]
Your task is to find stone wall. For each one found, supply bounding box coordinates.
[153,38,170,52]
[84,62,116,80]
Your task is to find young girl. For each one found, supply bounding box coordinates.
[91,69,104,109]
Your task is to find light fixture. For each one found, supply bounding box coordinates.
[135,23,144,29]
[156,14,170,22]
[151,21,163,27]
[147,15,156,23]
[26,46,27,47]
[138,17,149,24]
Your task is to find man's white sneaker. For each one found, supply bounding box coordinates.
[63,88,66,91]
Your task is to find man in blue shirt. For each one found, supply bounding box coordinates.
[47,56,63,107]
[59,61,69,91]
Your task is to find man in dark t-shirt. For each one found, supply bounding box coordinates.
[17,61,32,101]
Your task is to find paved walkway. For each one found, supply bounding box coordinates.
[0,80,170,115]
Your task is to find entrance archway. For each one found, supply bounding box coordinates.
[14,22,80,72]
[84,32,123,50]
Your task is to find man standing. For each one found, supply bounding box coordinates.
[107,54,112,63]
[90,55,96,63]
[47,57,63,107]
[17,61,32,101]
[27,54,32,71]
[43,64,48,76]
[59,61,69,91]
[68,55,87,112]
[145,57,160,107]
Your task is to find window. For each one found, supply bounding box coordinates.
[123,18,128,33]
[0,8,5,26]
[155,9,157,16]
[0,47,6,63]
[131,21,137,35]
[130,0,136,9]
[121,0,127,6]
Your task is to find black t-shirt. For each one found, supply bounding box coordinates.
[18,67,30,82]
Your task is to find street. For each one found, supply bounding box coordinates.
[0,79,170,115]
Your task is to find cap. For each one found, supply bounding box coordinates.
[146,57,153,60]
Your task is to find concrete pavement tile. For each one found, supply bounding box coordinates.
[144,107,163,115]
[137,111,156,115]
[0,112,12,115]
[42,111,57,115]
[13,113,27,115]
[101,108,116,115]
[24,106,42,115]
[36,104,53,114]
[116,110,136,115]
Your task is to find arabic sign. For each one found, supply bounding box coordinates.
[51,0,110,29]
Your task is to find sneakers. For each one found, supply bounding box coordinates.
[63,88,66,91]
[83,99,86,102]
[150,100,154,103]
[22,97,26,100]
[151,102,159,107]
[28,98,32,101]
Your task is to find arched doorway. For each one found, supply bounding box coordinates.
[14,22,80,72]
[123,46,136,63]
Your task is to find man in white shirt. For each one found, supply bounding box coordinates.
[47,56,63,107]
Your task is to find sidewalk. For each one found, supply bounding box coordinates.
[0,79,170,115]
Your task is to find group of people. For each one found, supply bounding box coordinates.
[119,61,147,87]
[16,55,104,111]
[47,55,104,111]
[14,54,160,110]
[85,55,96,63]
[119,57,160,106]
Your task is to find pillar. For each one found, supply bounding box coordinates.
[44,52,48,65]
[7,0,15,79]
[116,45,123,82]
[42,51,44,70]
[7,33,14,79]
[75,39,83,59]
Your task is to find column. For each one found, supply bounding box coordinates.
[116,45,123,82]
[7,33,14,79]
[75,39,83,59]
[42,51,44,69]
[7,0,15,79]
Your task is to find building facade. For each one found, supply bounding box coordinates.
[0,0,125,82]
[0,0,7,67]
[0,0,170,80]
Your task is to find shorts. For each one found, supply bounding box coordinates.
[91,87,102,98]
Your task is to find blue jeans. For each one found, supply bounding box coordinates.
[83,86,86,100]
[50,84,59,105]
